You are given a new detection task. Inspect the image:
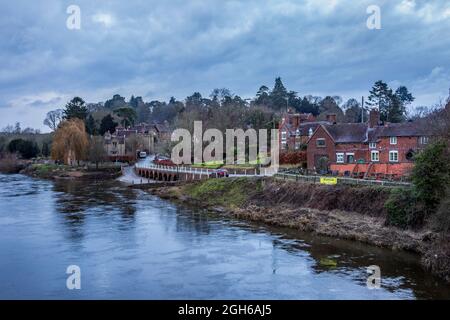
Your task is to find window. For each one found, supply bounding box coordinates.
[281,141,287,150]
[419,136,429,145]
[281,131,287,141]
[390,137,397,145]
[295,142,301,150]
[389,151,398,162]
[336,153,344,163]
[295,129,300,136]
[346,153,355,163]
[316,138,326,147]
[371,151,379,162]
[369,142,377,149]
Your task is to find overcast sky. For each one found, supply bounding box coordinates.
[1,0,450,132]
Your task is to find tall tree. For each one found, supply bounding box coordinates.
[270,77,288,111]
[317,96,345,122]
[63,97,88,120]
[51,119,89,165]
[105,94,127,109]
[43,109,64,131]
[255,85,271,106]
[395,86,415,106]
[41,141,50,157]
[343,98,367,123]
[113,107,137,127]
[297,97,320,115]
[99,114,118,135]
[85,114,98,135]
[366,81,393,121]
[387,93,407,123]
[88,136,107,169]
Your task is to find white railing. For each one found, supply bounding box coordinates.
[135,163,217,175]
[135,163,278,177]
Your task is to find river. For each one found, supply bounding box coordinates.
[0,174,449,299]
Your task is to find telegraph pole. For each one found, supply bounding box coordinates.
[361,96,365,123]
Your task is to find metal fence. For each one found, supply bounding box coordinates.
[274,173,412,187]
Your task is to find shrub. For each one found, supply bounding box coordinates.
[431,188,450,232]
[7,139,40,159]
[279,151,307,164]
[412,140,450,216]
[385,188,423,229]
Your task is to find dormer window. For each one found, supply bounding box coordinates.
[295,129,300,136]
[390,137,397,145]
[308,128,314,137]
[369,142,377,149]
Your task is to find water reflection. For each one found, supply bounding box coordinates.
[0,174,450,299]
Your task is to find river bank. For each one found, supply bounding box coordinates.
[147,177,450,282]
[0,162,123,180]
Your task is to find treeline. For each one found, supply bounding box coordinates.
[42,78,423,136]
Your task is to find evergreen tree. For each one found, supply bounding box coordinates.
[270,77,288,111]
[255,86,270,106]
[41,141,50,157]
[395,86,415,106]
[85,114,98,135]
[366,81,393,121]
[113,107,137,127]
[387,93,406,123]
[99,114,118,135]
[63,97,88,120]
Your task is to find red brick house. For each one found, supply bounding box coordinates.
[279,110,332,151]
[306,110,430,178]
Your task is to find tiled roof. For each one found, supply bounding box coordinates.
[375,121,429,137]
[323,123,368,143]
[321,119,430,144]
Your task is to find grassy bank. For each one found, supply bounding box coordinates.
[149,177,450,282]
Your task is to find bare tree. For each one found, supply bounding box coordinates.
[88,136,107,169]
[43,109,64,131]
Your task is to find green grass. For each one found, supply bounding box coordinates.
[31,163,69,174]
[191,160,224,169]
[185,177,262,208]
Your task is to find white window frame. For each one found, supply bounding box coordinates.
[346,153,355,163]
[369,142,377,149]
[389,151,399,162]
[390,137,397,145]
[371,150,379,162]
[336,153,344,163]
[316,138,326,147]
[281,131,287,141]
[419,136,429,145]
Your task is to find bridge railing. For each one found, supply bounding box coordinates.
[135,163,218,175]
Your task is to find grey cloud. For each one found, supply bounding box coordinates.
[0,0,449,131]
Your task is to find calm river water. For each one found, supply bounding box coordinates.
[0,174,449,299]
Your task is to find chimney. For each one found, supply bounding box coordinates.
[369,109,380,128]
[326,114,337,124]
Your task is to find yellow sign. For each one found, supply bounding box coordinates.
[320,177,338,185]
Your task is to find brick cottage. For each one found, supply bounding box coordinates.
[306,110,430,179]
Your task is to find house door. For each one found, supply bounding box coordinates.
[315,155,329,174]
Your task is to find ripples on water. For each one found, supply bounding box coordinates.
[0,174,449,300]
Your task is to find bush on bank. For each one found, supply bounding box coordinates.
[385,140,450,230]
